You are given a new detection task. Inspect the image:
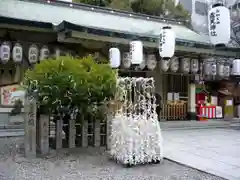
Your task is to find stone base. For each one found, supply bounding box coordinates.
[187,112,197,120]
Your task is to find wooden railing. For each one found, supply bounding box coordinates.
[159,101,188,121]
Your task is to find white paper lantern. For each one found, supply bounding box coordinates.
[0,42,11,63]
[170,57,179,72]
[180,58,190,73]
[12,43,23,63]
[211,63,217,76]
[232,59,240,76]
[122,52,131,68]
[161,59,170,72]
[139,54,146,70]
[224,65,230,77]
[191,59,199,74]
[217,63,224,77]
[204,62,212,76]
[159,26,175,59]
[129,41,143,65]
[109,48,121,68]
[146,54,157,70]
[208,4,231,46]
[28,44,39,64]
[40,46,50,61]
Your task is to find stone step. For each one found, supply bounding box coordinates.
[160,119,237,130]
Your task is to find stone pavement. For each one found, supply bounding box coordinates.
[0,137,223,180]
[162,128,240,180]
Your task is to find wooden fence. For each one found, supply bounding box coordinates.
[159,101,188,121]
[48,114,108,149]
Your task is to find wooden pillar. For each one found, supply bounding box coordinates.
[24,97,37,158]
[56,119,63,149]
[68,119,76,148]
[39,115,49,155]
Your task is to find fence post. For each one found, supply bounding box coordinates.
[106,114,112,150]
[56,118,63,149]
[39,115,49,155]
[24,97,37,158]
[68,119,76,148]
[81,115,88,147]
[94,119,100,147]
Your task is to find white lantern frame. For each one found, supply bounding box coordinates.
[122,52,131,69]
[203,61,212,76]
[211,62,217,76]
[191,58,199,74]
[216,62,225,78]
[232,59,240,76]
[146,54,157,70]
[159,26,175,59]
[208,3,231,46]
[12,43,23,63]
[170,57,179,72]
[223,63,230,78]
[180,58,190,74]
[39,45,50,61]
[28,44,39,64]
[129,41,143,65]
[109,47,121,68]
[160,59,170,72]
[0,41,11,64]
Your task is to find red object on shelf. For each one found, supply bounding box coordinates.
[197,105,216,120]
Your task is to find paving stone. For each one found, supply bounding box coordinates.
[163,129,240,180]
[0,137,223,180]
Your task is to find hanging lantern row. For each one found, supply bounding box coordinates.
[202,59,240,79]
[0,42,50,64]
[110,50,157,70]
[109,40,145,69]
[28,44,50,64]
[109,26,176,69]
[208,3,231,46]
[161,57,200,73]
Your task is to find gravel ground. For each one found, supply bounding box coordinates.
[0,137,225,180]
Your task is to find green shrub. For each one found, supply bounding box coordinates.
[23,55,117,115]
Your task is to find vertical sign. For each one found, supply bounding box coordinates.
[24,96,37,157]
[209,10,217,37]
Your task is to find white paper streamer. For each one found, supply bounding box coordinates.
[109,77,163,165]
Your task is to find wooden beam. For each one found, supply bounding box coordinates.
[58,31,240,58]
